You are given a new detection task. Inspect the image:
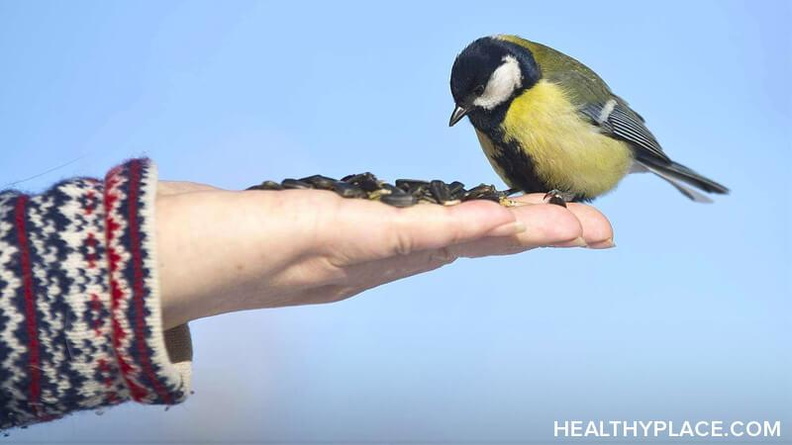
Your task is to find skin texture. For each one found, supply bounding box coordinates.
[155,181,614,330]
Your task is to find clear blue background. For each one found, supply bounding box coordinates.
[1,0,789,443]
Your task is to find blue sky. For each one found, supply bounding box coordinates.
[1,0,789,443]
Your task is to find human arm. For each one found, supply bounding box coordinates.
[156,181,613,329]
[0,159,613,429]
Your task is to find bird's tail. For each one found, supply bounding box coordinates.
[636,160,729,203]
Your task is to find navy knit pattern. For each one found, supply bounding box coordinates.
[0,160,190,429]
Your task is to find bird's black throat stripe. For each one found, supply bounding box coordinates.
[486,127,590,202]
[479,126,541,191]
[492,138,547,195]
[466,93,590,201]
[467,112,548,196]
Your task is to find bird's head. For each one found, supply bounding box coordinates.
[449,36,540,127]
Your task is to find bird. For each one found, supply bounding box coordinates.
[449,35,729,204]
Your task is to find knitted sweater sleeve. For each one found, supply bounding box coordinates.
[0,159,192,429]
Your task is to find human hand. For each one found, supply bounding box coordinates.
[155,181,614,329]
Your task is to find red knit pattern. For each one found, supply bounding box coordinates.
[103,172,142,400]
[127,161,172,404]
[14,196,41,417]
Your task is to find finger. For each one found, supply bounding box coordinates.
[564,203,614,248]
[326,197,522,263]
[509,192,551,205]
[450,202,586,257]
[325,197,605,290]
[509,193,614,248]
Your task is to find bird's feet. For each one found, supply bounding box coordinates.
[543,190,576,207]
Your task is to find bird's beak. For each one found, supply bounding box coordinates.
[449,105,469,127]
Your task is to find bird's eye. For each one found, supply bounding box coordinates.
[473,85,485,95]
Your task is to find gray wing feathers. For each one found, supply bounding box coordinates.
[582,99,729,201]
[635,161,714,203]
[581,99,670,164]
[607,105,670,163]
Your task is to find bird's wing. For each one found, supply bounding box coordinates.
[579,96,671,164]
[516,39,728,198]
[518,44,671,164]
[633,161,713,203]
[510,37,673,166]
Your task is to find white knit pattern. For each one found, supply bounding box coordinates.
[0,192,25,423]
[1,160,192,430]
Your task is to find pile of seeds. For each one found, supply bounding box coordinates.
[247,173,514,208]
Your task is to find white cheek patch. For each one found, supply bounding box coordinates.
[473,55,522,110]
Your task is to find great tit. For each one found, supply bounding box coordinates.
[449,35,729,203]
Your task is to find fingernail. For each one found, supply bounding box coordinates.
[488,221,526,237]
[571,236,588,247]
[589,238,616,249]
[552,236,588,248]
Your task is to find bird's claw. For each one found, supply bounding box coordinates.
[543,190,575,207]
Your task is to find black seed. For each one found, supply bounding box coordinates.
[410,184,434,199]
[448,181,466,199]
[281,178,313,189]
[414,186,430,199]
[463,184,496,200]
[246,174,514,207]
[246,180,283,191]
[300,174,338,190]
[477,193,503,203]
[341,172,377,184]
[361,179,382,192]
[419,192,439,204]
[380,193,418,207]
[366,189,388,201]
[429,180,452,203]
[333,182,367,198]
[342,172,381,192]
[413,184,431,196]
[395,179,429,193]
[411,184,431,196]
[381,183,406,195]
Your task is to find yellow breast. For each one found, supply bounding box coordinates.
[497,80,633,198]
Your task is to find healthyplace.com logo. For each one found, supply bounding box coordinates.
[554,420,781,439]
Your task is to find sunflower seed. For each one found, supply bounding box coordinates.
[429,180,452,204]
[380,193,418,207]
[300,174,338,190]
[342,172,381,192]
[463,184,496,200]
[281,178,312,189]
[448,181,466,200]
[395,179,429,194]
[332,182,368,198]
[246,180,283,191]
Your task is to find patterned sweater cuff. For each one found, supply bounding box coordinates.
[0,159,192,429]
